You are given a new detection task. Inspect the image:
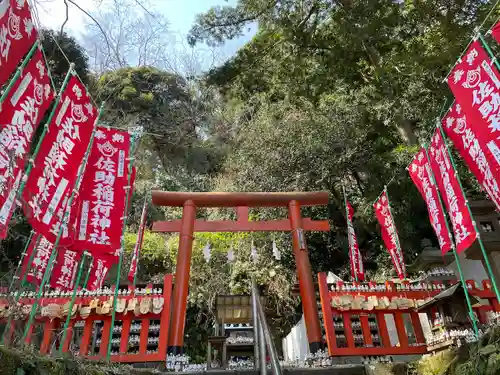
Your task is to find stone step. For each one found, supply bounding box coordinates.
[173,365,366,375]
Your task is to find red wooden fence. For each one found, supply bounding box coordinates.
[4,272,499,361]
[317,272,500,357]
[2,274,173,363]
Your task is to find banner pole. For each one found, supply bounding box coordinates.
[133,194,148,288]
[16,65,74,200]
[422,145,479,336]
[21,250,58,342]
[39,42,57,92]
[479,32,500,71]
[8,231,34,291]
[343,186,357,282]
[383,187,406,279]
[106,134,138,361]
[132,255,139,287]
[21,103,103,342]
[1,234,40,345]
[0,41,39,105]
[83,255,93,290]
[58,252,88,354]
[437,123,500,303]
[371,186,389,208]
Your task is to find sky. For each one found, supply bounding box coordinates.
[32,0,256,68]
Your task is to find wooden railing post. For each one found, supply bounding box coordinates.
[79,318,93,357]
[158,274,173,360]
[376,312,391,348]
[40,320,56,354]
[318,272,336,354]
[120,318,131,355]
[99,318,112,357]
[360,314,373,346]
[61,320,75,353]
[343,312,354,348]
[139,319,150,354]
[410,311,425,344]
[393,312,409,348]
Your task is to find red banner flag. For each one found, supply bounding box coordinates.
[0,1,38,87]
[408,148,453,254]
[87,256,111,291]
[373,191,405,279]
[0,48,55,238]
[428,129,477,253]
[25,235,54,286]
[49,248,81,291]
[128,198,147,283]
[442,102,500,211]
[22,75,96,245]
[447,40,500,169]
[73,127,131,256]
[346,199,364,281]
[491,21,500,45]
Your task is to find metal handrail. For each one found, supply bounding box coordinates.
[252,279,283,375]
[251,278,261,370]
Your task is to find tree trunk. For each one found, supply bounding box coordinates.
[396,115,418,146]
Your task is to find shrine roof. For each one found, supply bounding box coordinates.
[416,283,479,311]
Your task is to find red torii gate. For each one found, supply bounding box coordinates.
[151,191,330,354]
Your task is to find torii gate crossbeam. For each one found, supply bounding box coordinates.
[152,191,330,355]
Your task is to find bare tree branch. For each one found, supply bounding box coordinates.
[60,0,69,36]
[66,0,113,66]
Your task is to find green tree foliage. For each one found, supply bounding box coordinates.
[189,0,495,147]
[187,0,499,278]
[41,29,90,87]
[108,230,172,286]
[92,66,224,197]
[100,1,500,352]
[94,67,213,173]
[3,0,500,359]
[165,231,299,335]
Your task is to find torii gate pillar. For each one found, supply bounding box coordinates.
[152,191,329,354]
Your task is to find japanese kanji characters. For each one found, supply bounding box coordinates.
[443,102,500,211]
[22,75,96,245]
[448,41,500,171]
[49,248,81,291]
[373,191,406,279]
[74,127,130,256]
[87,256,110,291]
[0,48,54,238]
[428,129,477,253]
[408,148,452,254]
[345,199,364,281]
[0,0,37,87]
[25,235,53,285]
